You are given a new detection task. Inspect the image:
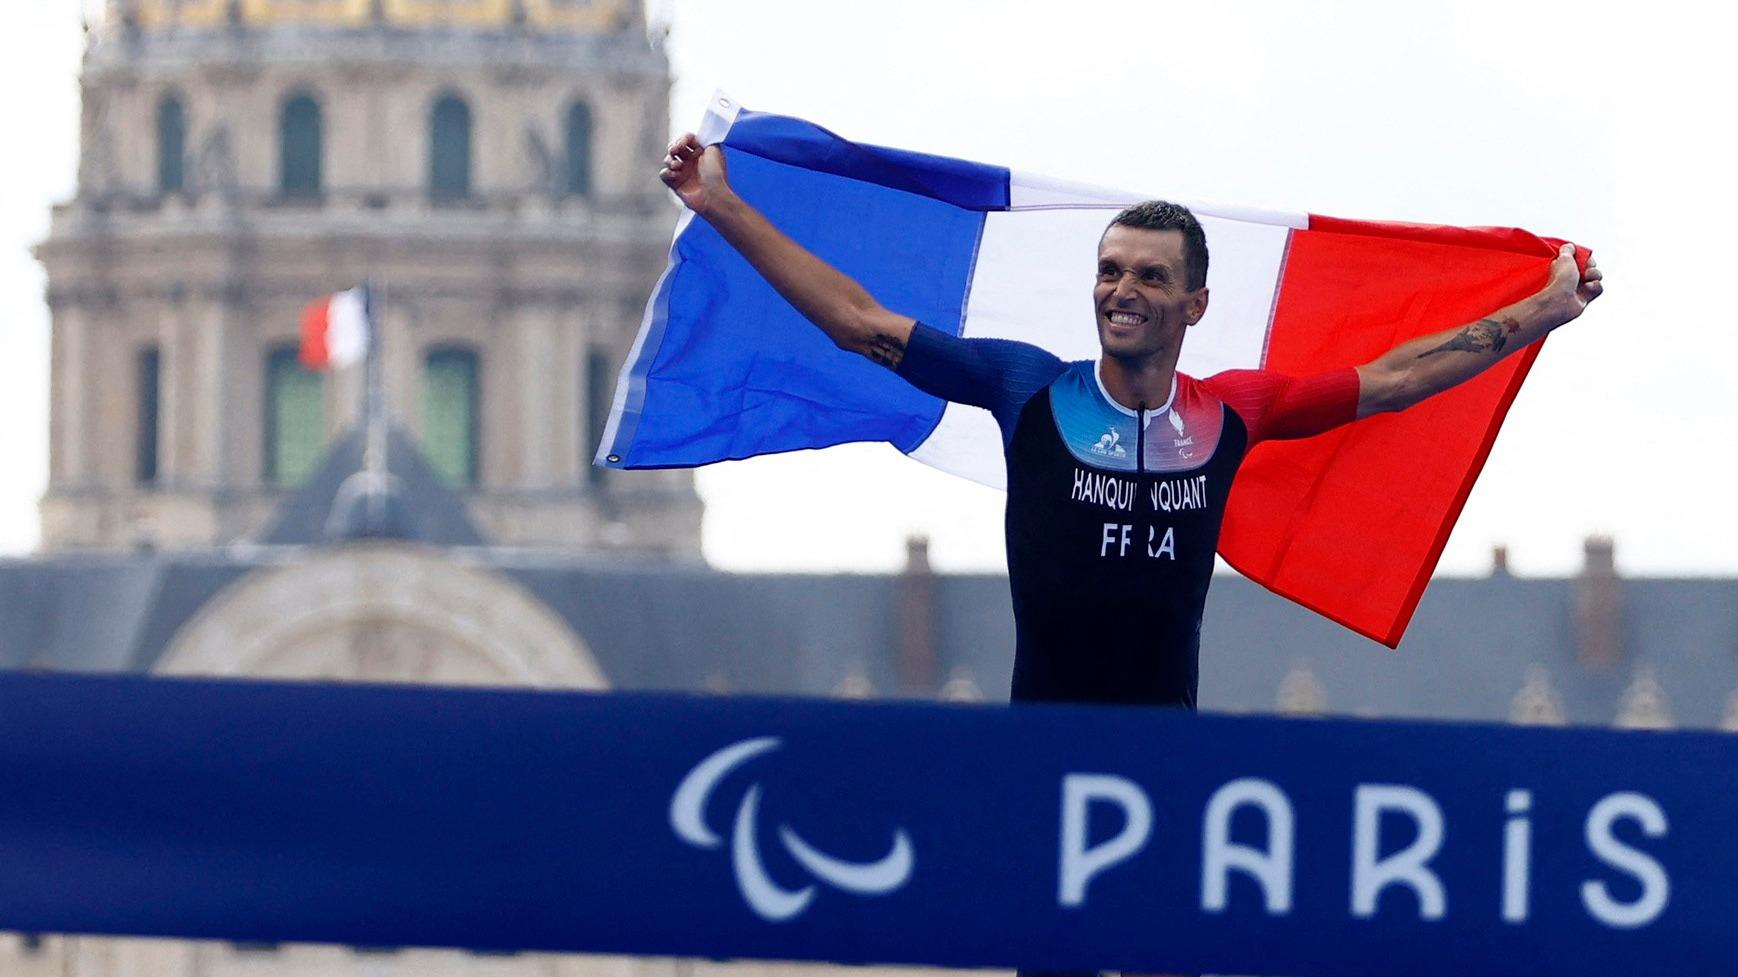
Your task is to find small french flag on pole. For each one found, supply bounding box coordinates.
[299,285,372,371]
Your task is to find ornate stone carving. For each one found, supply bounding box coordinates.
[1509,664,1566,726]
[524,122,558,196]
[158,542,608,687]
[192,121,237,198]
[1614,664,1674,730]
[938,667,985,703]
[834,666,875,700]
[1276,659,1327,716]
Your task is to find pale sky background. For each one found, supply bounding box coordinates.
[2,1,1734,578]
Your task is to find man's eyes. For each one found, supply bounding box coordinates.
[1097,266,1172,285]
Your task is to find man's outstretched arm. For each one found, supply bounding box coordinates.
[661,132,916,368]
[1354,243,1603,417]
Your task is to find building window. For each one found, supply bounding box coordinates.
[136,345,161,485]
[279,92,323,198]
[565,101,592,196]
[157,95,186,193]
[585,347,613,486]
[423,347,479,486]
[264,345,324,486]
[429,94,472,201]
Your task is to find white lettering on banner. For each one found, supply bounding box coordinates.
[1581,792,1670,929]
[1351,785,1447,920]
[1043,775,1674,928]
[1059,774,1153,907]
[1047,775,1675,928]
[1202,778,1295,915]
[1503,790,1533,923]
[670,747,1680,933]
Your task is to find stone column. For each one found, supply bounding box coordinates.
[516,304,557,487]
[187,297,228,487]
[159,296,187,485]
[50,301,88,484]
[551,303,584,485]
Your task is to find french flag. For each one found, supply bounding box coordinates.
[598,96,1580,646]
[299,286,372,372]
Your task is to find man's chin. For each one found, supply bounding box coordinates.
[1097,335,1147,360]
[1098,338,1174,369]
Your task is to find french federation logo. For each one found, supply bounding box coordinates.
[669,737,915,922]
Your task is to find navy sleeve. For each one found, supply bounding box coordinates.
[895,322,1067,441]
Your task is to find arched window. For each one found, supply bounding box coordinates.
[564,101,592,196]
[157,96,186,193]
[429,94,472,201]
[136,345,162,485]
[264,344,325,486]
[423,347,479,486]
[279,92,323,197]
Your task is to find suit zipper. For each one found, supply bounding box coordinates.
[1136,402,1147,475]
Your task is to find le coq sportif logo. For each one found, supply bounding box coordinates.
[669,737,915,921]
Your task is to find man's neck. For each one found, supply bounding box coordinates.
[1097,350,1180,412]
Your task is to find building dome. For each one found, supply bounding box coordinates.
[116,0,637,34]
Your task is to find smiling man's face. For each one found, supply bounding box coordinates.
[1093,225,1210,364]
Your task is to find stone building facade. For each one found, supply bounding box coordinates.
[35,0,702,554]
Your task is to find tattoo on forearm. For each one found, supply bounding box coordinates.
[1416,317,1522,359]
[865,332,906,369]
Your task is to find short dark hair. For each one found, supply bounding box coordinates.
[1106,200,1208,291]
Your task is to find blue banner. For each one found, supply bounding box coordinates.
[0,672,1730,976]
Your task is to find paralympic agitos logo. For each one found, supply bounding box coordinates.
[669,737,915,921]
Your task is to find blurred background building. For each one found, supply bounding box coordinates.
[2,1,1737,975]
[36,0,700,554]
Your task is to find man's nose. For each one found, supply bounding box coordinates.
[1111,272,1141,300]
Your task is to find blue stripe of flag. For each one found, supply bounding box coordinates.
[601,112,1009,470]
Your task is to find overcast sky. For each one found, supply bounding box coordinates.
[4,1,1734,578]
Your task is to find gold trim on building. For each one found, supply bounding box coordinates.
[137,0,231,29]
[525,0,630,31]
[241,0,373,24]
[382,0,513,26]
[134,0,627,30]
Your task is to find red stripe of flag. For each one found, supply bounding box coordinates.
[1223,218,1584,647]
[299,296,333,371]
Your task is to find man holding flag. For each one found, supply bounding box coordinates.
[652,129,1600,710]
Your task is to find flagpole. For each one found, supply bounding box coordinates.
[321,277,401,541]
[363,277,388,528]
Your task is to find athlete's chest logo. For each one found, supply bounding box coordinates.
[1091,427,1127,459]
